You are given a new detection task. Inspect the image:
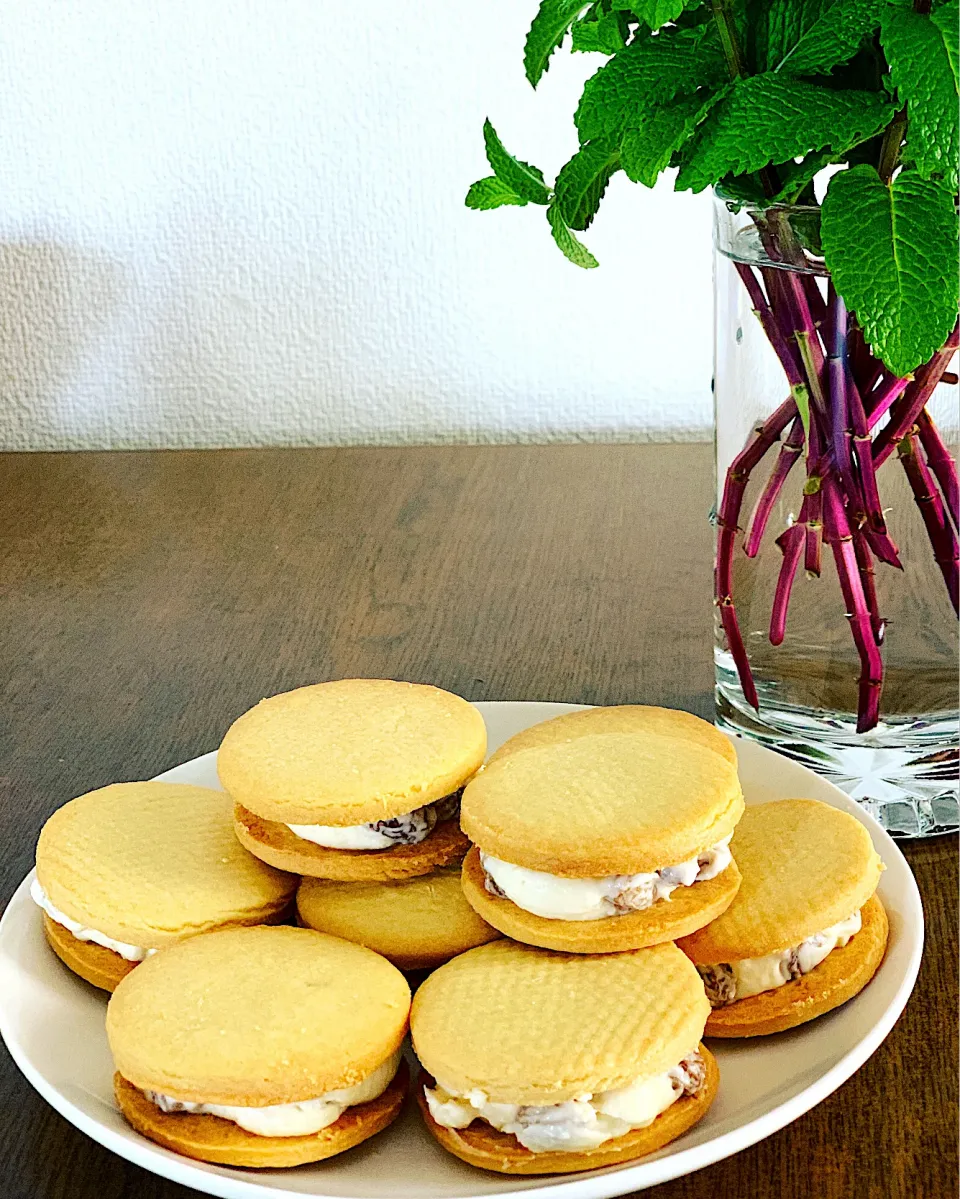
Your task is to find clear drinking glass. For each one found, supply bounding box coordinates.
[713,193,959,838]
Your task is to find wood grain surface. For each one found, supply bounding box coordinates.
[0,445,955,1199]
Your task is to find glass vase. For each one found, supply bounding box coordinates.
[713,192,959,838]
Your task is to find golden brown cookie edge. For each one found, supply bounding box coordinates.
[416,1046,718,1175]
[235,805,469,880]
[460,845,740,953]
[113,1060,408,1168]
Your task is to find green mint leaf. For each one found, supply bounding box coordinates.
[572,9,629,53]
[465,177,529,209]
[931,2,959,87]
[767,0,883,76]
[553,138,621,228]
[524,0,592,87]
[575,23,727,140]
[482,119,552,204]
[621,87,728,186]
[881,3,959,190]
[627,0,687,30]
[547,203,600,266]
[821,165,960,376]
[676,76,896,193]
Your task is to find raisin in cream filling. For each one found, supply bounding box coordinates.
[31,878,157,963]
[697,910,862,1006]
[424,1051,705,1153]
[287,791,461,850]
[479,836,731,921]
[142,1050,401,1137]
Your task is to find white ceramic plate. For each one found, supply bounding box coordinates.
[0,702,922,1199]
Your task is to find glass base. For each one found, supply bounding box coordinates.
[716,652,959,839]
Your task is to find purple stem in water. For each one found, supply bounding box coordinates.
[874,325,960,467]
[714,395,797,709]
[734,263,804,386]
[770,523,804,645]
[846,366,903,568]
[828,297,858,505]
[804,489,823,577]
[852,529,884,645]
[743,417,805,557]
[821,477,884,733]
[897,431,959,614]
[866,374,910,432]
[915,409,959,532]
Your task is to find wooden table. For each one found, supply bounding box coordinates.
[1,445,956,1199]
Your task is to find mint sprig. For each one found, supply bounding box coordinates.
[466,0,959,375]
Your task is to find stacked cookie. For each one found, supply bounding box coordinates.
[30,684,888,1177]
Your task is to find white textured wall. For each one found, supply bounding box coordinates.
[0,0,715,450]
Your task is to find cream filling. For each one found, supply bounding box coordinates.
[31,878,157,962]
[697,910,862,1005]
[144,1050,401,1137]
[424,1051,705,1153]
[287,793,460,850]
[480,836,732,922]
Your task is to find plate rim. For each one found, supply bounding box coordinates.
[0,701,925,1199]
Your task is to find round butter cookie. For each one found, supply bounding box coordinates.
[411,939,716,1174]
[489,705,736,768]
[678,799,886,1036]
[297,867,500,971]
[459,731,743,951]
[34,782,297,992]
[462,732,743,877]
[219,679,485,880]
[107,925,411,1167]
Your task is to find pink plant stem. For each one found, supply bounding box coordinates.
[866,374,910,431]
[828,297,858,507]
[804,489,823,576]
[897,431,959,614]
[852,529,884,645]
[845,367,903,568]
[873,325,960,466]
[714,398,797,709]
[770,523,804,645]
[734,263,803,386]
[915,409,959,531]
[743,417,804,556]
[821,478,884,733]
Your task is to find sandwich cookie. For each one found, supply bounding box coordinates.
[412,939,717,1175]
[220,679,486,880]
[107,925,411,1167]
[460,731,744,953]
[488,704,737,768]
[297,866,500,972]
[33,782,297,992]
[678,799,886,1037]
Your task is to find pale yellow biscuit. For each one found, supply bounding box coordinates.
[703,894,888,1038]
[417,1048,718,1175]
[460,845,740,953]
[296,867,500,971]
[106,926,411,1105]
[235,804,470,881]
[411,939,710,1104]
[35,782,297,950]
[489,705,736,768]
[114,1064,408,1169]
[217,679,486,825]
[677,799,884,963]
[461,732,744,876]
